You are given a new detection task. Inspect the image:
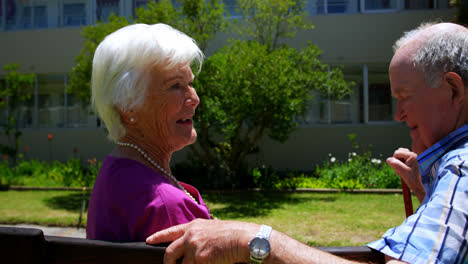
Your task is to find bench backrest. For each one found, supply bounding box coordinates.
[0,226,384,264]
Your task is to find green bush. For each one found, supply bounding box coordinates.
[313,134,401,190]
[251,134,401,190]
[0,158,101,187]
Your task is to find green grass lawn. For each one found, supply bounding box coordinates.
[0,190,419,247]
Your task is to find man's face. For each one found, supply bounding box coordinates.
[390,46,458,154]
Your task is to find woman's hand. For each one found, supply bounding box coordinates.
[146,219,257,264]
[386,148,425,202]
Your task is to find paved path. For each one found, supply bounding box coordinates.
[0,224,86,238]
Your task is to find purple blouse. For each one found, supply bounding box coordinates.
[86,155,211,242]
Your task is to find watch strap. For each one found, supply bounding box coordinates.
[257,225,272,239]
[250,255,265,264]
[249,225,272,264]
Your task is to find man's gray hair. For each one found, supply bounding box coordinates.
[91,23,204,142]
[393,22,468,88]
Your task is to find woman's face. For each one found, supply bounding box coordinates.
[135,64,200,153]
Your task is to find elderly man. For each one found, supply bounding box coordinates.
[146,22,468,264]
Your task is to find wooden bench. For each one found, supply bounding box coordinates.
[0,226,385,263]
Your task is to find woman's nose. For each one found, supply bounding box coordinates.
[185,87,200,107]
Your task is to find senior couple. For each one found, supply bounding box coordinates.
[86,21,468,263]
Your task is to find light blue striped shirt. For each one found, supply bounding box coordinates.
[368,124,468,264]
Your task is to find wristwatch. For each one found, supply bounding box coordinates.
[248,225,272,264]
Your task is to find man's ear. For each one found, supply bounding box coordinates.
[117,106,136,125]
[444,72,465,107]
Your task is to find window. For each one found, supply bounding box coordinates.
[96,0,119,22]
[22,5,47,29]
[405,0,450,9]
[0,0,3,30]
[63,3,86,26]
[5,0,26,30]
[360,0,398,12]
[310,0,358,15]
[224,0,241,18]
[0,77,34,129]
[66,94,95,128]
[133,0,150,9]
[38,76,65,128]
[365,65,394,122]
[368,83,392,121]
[296,65,360,125]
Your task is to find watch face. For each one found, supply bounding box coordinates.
[249,237,271,259]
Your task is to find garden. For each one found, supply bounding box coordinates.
[0,135,413,247]
[0,0,411,247]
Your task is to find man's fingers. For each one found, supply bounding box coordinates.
[386,157,409,175]
[392,149,417,164]
[146,224,188,244]
[164,236,187,264]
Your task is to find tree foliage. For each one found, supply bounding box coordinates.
[68,0,227,105]
[136,0,227,52]
[181,0,351,187]
[191,41,350,187]
[451,0,468,26]
[67,0,352,188]
[235,0,313,51]
[0,64,35,166]
[68,15,130,105]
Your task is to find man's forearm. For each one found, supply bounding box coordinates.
[265,230,359,264]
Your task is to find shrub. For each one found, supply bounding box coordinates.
[0,158,101,188]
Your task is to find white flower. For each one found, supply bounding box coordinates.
[328,153,332,157]
[330,157,336,163]
[348,158,352,162]
[352,152,357,156]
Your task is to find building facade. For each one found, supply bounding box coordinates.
[0,0,457,170]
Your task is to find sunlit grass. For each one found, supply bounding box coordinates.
[0,190,419,246]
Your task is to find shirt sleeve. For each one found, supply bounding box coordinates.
[367,158,468,264]
[133,181,211,241]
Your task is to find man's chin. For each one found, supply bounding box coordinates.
[411,143,425,155]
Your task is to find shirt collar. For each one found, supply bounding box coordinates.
[418,124,468,176]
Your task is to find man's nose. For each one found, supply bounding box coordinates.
[394,101,405,122]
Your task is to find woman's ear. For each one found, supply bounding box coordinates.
[117,106,136,125]
[444,72,465,107]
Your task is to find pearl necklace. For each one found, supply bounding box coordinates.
[117,142,199,204]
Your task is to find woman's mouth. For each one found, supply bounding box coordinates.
[176,118,193,125]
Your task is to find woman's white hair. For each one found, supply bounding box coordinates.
[393,22,468,88]
[91,23,204,142]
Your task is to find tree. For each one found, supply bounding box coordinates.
[68,15,130,105]
[136,0,227,52]
[0,64,35,166]
[190,41,350,187]
[451,0,468,26]
[68,0,227,105]
[235,0,313,51]
[186,0,352,188]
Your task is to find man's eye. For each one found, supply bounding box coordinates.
[171,83,181,89]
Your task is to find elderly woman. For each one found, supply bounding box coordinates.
[86,23,211,242]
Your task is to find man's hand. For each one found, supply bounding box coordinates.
[146,219,257,264]
[386,148,425,202]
